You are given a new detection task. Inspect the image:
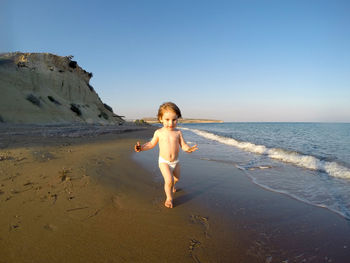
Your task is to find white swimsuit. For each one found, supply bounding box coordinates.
[159,156,179,172]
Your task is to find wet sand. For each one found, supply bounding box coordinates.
[134,141,350,262]
[1,124,350,262]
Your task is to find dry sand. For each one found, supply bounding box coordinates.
[1,124,350,262]
[0,125,205,263]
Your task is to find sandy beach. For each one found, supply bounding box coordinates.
[1,124,350,263]
[0,125,211,263]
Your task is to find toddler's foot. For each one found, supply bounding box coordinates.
[165,199,173,208]
[172,186,177,193]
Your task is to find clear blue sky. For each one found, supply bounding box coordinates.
[1,0,349,122]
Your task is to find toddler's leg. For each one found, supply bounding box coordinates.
[159,163,174,208]
[172,164,180,193]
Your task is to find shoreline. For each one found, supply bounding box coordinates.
[245,171,350,222]
[134,143,350,262]
[1,125,350,262]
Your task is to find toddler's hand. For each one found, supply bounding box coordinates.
[134,141,142,152]
[186,144,198,153]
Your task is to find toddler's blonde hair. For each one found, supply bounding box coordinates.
[157,102,182,122]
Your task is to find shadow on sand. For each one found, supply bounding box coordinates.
[174,180,222,207]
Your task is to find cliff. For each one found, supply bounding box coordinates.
[0,52,124,124]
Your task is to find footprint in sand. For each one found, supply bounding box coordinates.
[9,224,20,231]
[189,238,202,262]
[189,238,201,252]
[44,224,57,231]
[112,195,123,209]
[9,215,21,231]
[190,214,210,238]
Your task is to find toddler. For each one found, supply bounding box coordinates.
[134,102,198,208]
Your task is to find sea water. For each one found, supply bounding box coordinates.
[179,122,350,220]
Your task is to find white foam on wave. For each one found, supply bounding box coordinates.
[182,128,350,180]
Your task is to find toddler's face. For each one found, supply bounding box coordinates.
[160,110,178,130]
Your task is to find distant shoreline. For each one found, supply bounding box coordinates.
[142,118,224,124]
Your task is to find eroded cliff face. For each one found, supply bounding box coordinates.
[0,52,124,124]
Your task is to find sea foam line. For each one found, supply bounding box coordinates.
[183,128,350,180]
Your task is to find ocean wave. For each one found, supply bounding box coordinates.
[182,128,350,180]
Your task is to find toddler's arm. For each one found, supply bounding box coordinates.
[134,130,159,152]
[179,131,198,153]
